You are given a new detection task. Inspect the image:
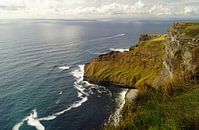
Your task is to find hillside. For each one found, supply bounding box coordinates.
[84,34,166,88]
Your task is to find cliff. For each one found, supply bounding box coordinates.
[84,34,166,88]
[164,22,199,79]
[84,22,199,91]
[84,22,199,129]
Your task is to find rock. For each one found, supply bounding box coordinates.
[164,22,199,80]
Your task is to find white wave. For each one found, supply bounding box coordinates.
[108,89,128,126]
[13,95,88,130]
[12,115,30,130]
[71,65,111,96]
[71,65,84,81]
[53,96,88,116]
[12,122,23,130]
[74,83,89,96]
[59,66,70,70]
[78,92,83,97]
[70,65,90,97]
[88,51,108,55]
[59,91,63,95]
[38,65,90,120]
[13,109,45,130]
[13,64,110,130]
[27,110,45,130]
[109,48,129,52]
[39,96,88,120]
[39,115,56,121]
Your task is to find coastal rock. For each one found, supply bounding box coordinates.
[164,22,199,80]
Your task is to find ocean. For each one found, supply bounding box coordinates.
[0,19,172,130]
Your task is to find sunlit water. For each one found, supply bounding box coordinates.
[0,19,172,130]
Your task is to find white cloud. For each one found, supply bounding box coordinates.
[0,0,199,19]
[184,6,198,15]
[149,5,171,16]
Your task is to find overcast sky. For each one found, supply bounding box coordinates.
[0,0,199,19]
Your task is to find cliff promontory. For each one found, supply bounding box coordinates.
[84,22,199,91]
[84,34,166,88]
[84,22,199,129]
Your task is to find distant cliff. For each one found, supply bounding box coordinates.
[84,22,199,92]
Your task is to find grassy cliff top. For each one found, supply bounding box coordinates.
[173,22,199,37]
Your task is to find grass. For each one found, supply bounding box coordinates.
[185,26,199,37]
[106,84,199,130]
[185,22,199,26]
[85,34,166,88]
[176,22,199,37]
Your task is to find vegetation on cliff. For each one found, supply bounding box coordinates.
[107,85,199,130]
[84,22,199,130]
[84,34,166,88]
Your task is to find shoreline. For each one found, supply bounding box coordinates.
[106,87,139,126]
[83,76,137,89]
[108,89,128,126]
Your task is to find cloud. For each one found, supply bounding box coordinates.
[149,5,171,16]
[0,0,199,19]
[184,6,198,15]
[68,1,145,16]
[0,5,25,11]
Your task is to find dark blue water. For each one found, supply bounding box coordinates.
[0,19,172,130]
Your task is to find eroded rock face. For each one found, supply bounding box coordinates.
[164,22,199,80]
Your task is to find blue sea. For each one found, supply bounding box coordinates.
[0,19,172,130]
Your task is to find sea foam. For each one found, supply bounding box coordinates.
[13,65,90,130]
[87,51,108,55]
[58,66,70,70]
[27,110,45,130]
[12,109,45,130]
[108,89,128,126]
[13,64,109,130]
[109,48,129,52]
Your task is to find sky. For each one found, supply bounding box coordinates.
[0,0,199,19]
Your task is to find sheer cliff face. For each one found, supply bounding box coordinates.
[164,23,199,80]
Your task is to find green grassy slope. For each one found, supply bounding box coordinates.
[84,35,166,88]
[106,85,199,130]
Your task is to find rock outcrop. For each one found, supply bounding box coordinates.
[84,22,199,89]
[164,22,199,81]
